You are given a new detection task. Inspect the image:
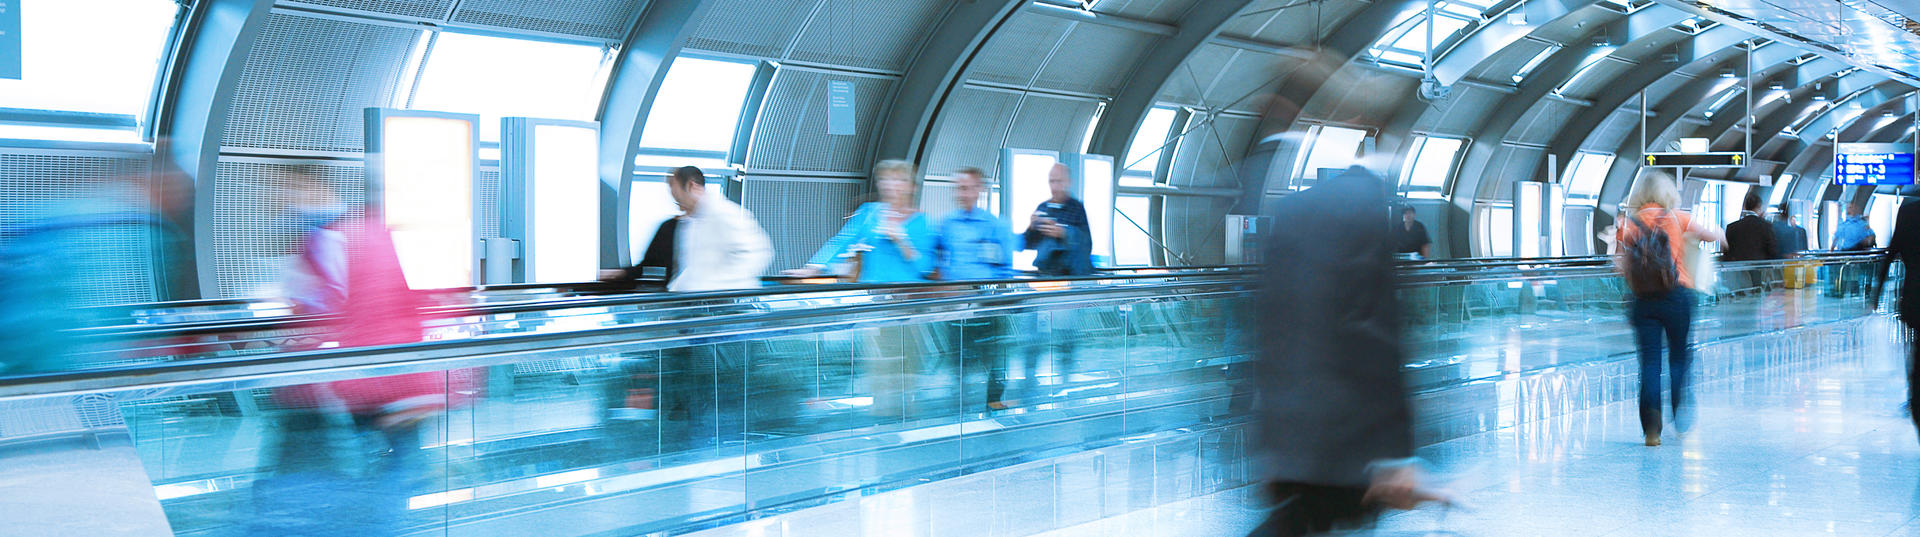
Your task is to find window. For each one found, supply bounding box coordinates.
[1366,1,1493,67]
[1556,48,1617,94]
[1693,182,1722,229]
[1511,45,1560,84]
[634,56,759,170]
[1122,107,1178,186]
[1478,204,1514,257]
[1397,135,1464,197]
[1768,174,1797,207]
[1721,183,1750,227]
[628,179,677,265]
[1293,125,1367,183]
[1563,151,1615,203]
[1004,150,1061,270]
[406,32,610,143]
[1115,195,1153,266]
[0,0,182,143]
[1872,194,1899,248]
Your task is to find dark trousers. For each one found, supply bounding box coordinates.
[1631,288,1695,436]
[1246,482,1374,537]
[663,344,744,449]
[1901,303,1920,439]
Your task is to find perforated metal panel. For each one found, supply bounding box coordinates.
[1300,68,1419,126]
[451,0,647,40]
[283,0,454,19]
[919,181,959,222]
[1168,115,1257,188]
[1641,75,1689,108]
[224,13,420,153]
[923,87,1020,180]
[1206,49,1300,113]
[968,14,1073,87]
[0,151,155,305]
[1032,24,1160,96]
[747,69,895,173]
[1100,0,1203,23]
[1416,83,1505,136]
[1219,0,1366,45]
[684,0,815,58]
[477,167,501,240]
[741,178,863,274]
[1006,95,1101,155]
[212,159,366,299]
[1584,108,1644,151]
[1157,44,1234,107]
[1516,100,1584,146]
[788,0,948,72]
[1476,145,1546,201]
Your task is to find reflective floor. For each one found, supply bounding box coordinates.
[700,317,1920,537]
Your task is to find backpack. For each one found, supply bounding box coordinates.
[1621,212,1679,297]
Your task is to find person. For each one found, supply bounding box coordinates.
[934,168,1022,411]
[601,217,679,286]
[661,166,773,292]
[1722,192,1779,262]
[1615,171,1723,447]
[1833,202,1876,251]
[794,160,937,282]
[1772,202,1809,257]
[1882,194,1920,439]
[1393,206,1432,259]
[1244,166,1446,537]
[1023,163,1094,277]
[794,161,938,419]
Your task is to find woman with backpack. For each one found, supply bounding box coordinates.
[1615,172,1723,447]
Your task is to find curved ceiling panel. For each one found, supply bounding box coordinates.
[788,0,950,72]
[450,0,647,40]
[746,68,895,173]
[222,13,419,153]
[1092,0,1202,24]
[1031,23,1162,96]
[683,0,817,58]
[284,0,453,19]
[1218,0,1368,46]
[967,14,1074,88]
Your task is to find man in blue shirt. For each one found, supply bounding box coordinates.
[935,167,1016,281]
[935,168,1023,411]
[1830,201,1876,297]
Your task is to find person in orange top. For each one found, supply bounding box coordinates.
[1614,171,1723,447]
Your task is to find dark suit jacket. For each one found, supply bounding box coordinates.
[610,218,678,282]
[1723,214,1780,261]
[1250,166,1413,487]
[1886,200,1920,318]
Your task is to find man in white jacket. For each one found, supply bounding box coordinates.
[665,166,774,292]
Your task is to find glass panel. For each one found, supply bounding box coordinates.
[636,57,758,154]
[1124,107,1178,174]
[408,32,608,143]
[1115,195,1152,266]
[1516,182,1543,257]
[1007,151,1060,271]
[1295,125,1366,181]
[627,179,677,265]
[380,114,477,289]
[1488,205,1513,257]
[527,124,601,283]
[0,0,180,142]
[1082,156,1116,261]
[1722,183,1751,226]
[1564,151,1614,200]
[1404,136,1463,189]
[1872,194,1899,248]
[1768,174,1797,207]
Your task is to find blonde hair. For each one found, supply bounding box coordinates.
[874,160,915,182]
[1623,170,1681,212]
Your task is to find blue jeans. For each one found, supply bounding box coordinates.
[1631,288,1695,436]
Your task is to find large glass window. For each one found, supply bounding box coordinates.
[1768,174,1797,207]
[1122,107,1178,186]
[634,56,759,170]
[1478,204,1514,257]
[1397,135,1464,197]
[1293,125,1367,183]
[406,32,610,143]
[1366,1,1493,67]
[1563,151,1615,203]
[1115,195,1153,266]
[0,0,182,143]
[1721,182,1750,227]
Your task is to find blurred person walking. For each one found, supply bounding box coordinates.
[1772,202,1809,257]
[1723,192,1779,262]
[655,165,772,449]
[932,167,1022,410]
[1882,193,1920,439]
[1615,171,1722,446]
[794,161,937,420]
[1023,163,1094,277]
[1394,206,1432,259]
[1244,166,1446,536]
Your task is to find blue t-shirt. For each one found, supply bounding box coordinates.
[1833,215,1875,250]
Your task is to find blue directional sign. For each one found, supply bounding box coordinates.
[0,1,20,80]
[1835,143,1916,186]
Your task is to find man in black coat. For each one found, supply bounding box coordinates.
[1723,191,1780,262]
[1882,194,1920,439]
[1244,166,1442,536]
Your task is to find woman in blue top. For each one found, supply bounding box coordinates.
[796,160,937,282]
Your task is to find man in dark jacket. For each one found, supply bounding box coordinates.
[1024,163,1094,276]
[1772,202,1808,257]
[1723,192,1779,262]
[1882,195,1920,439]
[1245,166,1442,536]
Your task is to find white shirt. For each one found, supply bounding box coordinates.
[670,190,774,292]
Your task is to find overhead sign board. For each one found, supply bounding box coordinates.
[1644,152,1744,168]
[1834,143,1915,186]
[0,1,19,80]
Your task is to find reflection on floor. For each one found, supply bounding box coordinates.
[694,317,1920,537]
[1037,319,1920,537]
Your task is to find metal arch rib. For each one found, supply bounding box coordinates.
[152,0,278,300]
[868,0,1027,172]
[596,0,717,269]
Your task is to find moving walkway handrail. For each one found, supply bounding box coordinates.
[0,274,1259,400]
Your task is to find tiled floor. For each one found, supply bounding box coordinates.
[1032,321,1920,537]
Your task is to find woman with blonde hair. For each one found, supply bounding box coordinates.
[1615,170,1722,446]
